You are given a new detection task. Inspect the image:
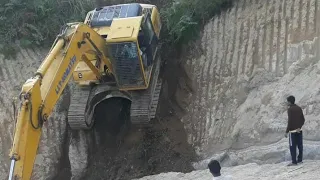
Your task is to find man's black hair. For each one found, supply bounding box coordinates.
[287,95,295,105]
[208,160,221,177]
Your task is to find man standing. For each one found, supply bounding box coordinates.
[208,160,233,180]
[285,95,305,166]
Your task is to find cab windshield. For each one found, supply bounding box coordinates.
[108,42,144,87]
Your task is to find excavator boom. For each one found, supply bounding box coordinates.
[8,22,111,180]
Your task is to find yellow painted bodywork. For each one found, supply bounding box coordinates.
[106,17,142,43]
[8,3,162,180]
[9,22,112,180]
[79,4,162,90]
[140,4,162,37]
[9,78,42,180]
[106,17,148,90]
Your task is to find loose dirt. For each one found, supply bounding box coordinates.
[80,116,196,180]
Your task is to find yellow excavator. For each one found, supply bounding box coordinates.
[8,3,162,180]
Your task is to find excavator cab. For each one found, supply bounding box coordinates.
[106,14,158,90]
[78,3,161,90]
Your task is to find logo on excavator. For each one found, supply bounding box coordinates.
[55,55,77,94]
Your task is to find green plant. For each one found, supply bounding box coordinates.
[161,0,233,46]
[0,0,94,59]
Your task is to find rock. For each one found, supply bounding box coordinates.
[69,130,90,180]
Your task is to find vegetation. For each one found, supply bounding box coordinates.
[0,0,94,58]
[0,0,233,59]
[161,0,233,47]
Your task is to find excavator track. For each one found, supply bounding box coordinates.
[150,79,162,119]
[130,49,162,124]
[68,86,93,130]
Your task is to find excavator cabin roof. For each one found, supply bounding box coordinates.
[88,3,143,28]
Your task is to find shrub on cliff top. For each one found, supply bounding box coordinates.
[161,0,233,46]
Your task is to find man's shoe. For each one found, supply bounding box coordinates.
[297,161,303,164]
[287,162,298,166]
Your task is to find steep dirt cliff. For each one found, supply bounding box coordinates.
[0,48,71,179]
[164,0,320,168]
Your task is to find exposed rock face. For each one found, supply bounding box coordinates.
[173,0,320,167]
[68,130,90,180]
[0,48,69,179]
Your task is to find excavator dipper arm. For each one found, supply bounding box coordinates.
[8,23,110,180]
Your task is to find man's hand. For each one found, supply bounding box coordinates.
[285,133,288,138]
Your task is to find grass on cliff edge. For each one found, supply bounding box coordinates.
[0,0,94,59]
[0,0,233,59]
[161,0,233,48]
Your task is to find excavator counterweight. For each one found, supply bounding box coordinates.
[8,3,162,180]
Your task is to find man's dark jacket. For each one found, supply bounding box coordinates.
[286,104,305,133]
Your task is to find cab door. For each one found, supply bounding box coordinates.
[138,13,158,67]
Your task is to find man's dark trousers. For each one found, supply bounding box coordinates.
[289,131,303,164]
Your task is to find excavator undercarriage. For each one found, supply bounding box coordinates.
[68,46,162,130]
